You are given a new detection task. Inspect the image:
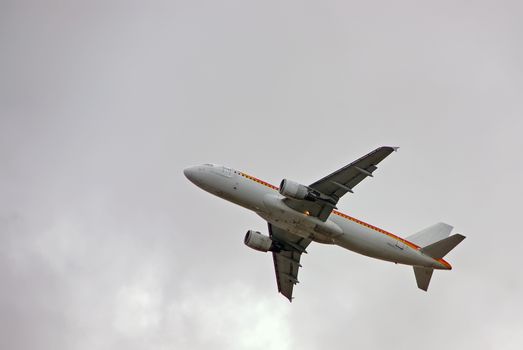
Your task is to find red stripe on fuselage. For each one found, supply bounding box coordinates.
[239,171,451,268]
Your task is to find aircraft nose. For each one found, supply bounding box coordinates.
[184,166,197,181]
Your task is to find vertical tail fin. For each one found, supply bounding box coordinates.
[412,230,466,291]
[413,267,434,291]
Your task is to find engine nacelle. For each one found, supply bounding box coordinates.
[244,230,273,252]
[279,179,311,200]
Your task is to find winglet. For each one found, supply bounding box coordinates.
[390,146,400,152]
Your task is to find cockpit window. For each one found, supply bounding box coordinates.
[222,166,233,177]
[204,163,214,167]
[211,165,233,177]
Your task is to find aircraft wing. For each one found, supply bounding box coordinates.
[284,146,398,221]
[269,223,311,302]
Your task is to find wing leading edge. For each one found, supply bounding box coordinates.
[284,146,398,221]
[269,223,311,302]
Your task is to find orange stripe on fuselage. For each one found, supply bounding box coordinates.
[239,172,279,190]
[331,210,452,268]
[239,171,451,268]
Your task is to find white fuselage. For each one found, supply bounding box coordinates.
[184,164,451,270]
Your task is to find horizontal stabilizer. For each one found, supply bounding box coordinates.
[421,234,466,260]
[413,266,434,291]
[407,222,453,247]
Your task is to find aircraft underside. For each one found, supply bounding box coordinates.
[184,146,465,300]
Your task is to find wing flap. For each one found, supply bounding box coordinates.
[310,146,397,200]
[269,224,310,301]
[283,146,398,221]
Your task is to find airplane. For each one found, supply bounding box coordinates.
[184,146,465,301]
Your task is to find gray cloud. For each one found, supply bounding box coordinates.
[1,1,522,349]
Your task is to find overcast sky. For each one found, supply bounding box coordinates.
[1,1,522,349]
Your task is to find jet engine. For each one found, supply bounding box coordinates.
[279,179,312,200]
[244,230,273,252]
